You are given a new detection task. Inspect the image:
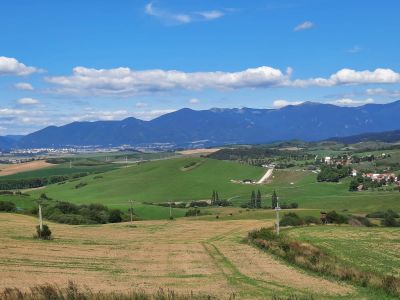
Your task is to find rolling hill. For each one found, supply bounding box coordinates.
[328,129,400,144]
[12,100,400,148]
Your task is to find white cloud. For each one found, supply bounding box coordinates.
[293,68,400,87]
[294,21,314,32]
[0,56,37,76]
[43,66,400,97]
[196,10,224,20]
[17,97,40,105]
[189,98,200,104]
[45,66,290,96]
[272,100,303,108]
[0,108,27,116]
[330,98,374,106]
[145,2,225,24]
[14,82,34,90]
[366,88,400,98]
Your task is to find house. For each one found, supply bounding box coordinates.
[324,157,331,164]
[363,173,397,183]
[352,169,358,177]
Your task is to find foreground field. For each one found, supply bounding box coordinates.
[2,213,387,299]
[286,226,400,277]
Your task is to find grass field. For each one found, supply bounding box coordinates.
[1,213,395,299]
[30,157,265,208]
[285,226,400,278]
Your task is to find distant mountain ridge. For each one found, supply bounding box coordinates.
[3,100,400,149]
[328,129,400,144]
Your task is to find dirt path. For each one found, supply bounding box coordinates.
[256,168,274,184]
[0,160,53,176]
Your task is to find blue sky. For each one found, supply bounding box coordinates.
[0,0,400,135]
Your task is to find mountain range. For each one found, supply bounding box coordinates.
[2,100,400,149]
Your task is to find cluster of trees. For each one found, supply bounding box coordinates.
[317,165,351,182]
[241,190,262,208]
[0,172,89,190]
[208,147,315,167]
[210,190,231,206]
[32,199,127,225]
[185,208,201,217]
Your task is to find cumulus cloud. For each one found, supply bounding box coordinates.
[14,82,34,90]
[0,56,37,76]
[272,100,304,108]
[293,68,400,87]
[330,98,374,106]
[43,66,400,97]
[294,21,314,32]
[145,2,224,24]
[17,97,40,105]
[45,66,290,96]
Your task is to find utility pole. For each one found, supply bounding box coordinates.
[275,198,281,236]
[38,202,43,236]
[129,200,134,225]
[169,202,173,219]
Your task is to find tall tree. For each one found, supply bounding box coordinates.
[211,190,216,205]
[256,190,262,208]
[215,191,220,205]
[271,190,278,209]
[251,191,256,208]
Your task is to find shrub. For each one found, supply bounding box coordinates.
[303,216,321,225]
[280,213,303,226]
[326,210,348,224]
[36,224,52,240]
[381,215,399,227]
[109,209,123,223]
[185,208,200,217]
[0,200,16,212]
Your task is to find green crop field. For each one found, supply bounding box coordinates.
[286,225,400,277]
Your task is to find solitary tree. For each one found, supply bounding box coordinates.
[272,190,278,209]
[215,191,220,205]
[256,190,262,208]
[250,191,256,208]
[211,190,216,205]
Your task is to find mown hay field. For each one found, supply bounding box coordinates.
[0,213,370,299]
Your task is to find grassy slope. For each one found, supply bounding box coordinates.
[31,157,265,208]
[286,226,400,277]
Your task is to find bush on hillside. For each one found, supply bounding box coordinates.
[0,200,16,212]
[36,224,52,240]
[326,210,348,224]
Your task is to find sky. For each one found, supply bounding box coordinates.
[0,0,400,135]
